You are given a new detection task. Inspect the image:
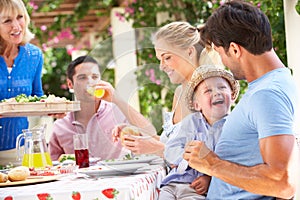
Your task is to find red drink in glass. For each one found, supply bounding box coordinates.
[75,149,89,168]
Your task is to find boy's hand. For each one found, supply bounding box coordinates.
[190,175,211,195]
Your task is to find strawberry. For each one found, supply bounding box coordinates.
[101,188,119,199]
[72,191,81,200]
[37,193,53,200]
[4,196,13,200]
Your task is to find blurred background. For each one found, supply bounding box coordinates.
[25,0,300,133]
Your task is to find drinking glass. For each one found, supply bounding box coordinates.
[73,134,89,168]
[86,85,105,98]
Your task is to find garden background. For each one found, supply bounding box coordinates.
[25,0,300,133]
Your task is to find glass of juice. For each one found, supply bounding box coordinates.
[86,85,105,98]
[73,134,89,168]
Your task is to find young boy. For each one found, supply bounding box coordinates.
[158,65,239,199]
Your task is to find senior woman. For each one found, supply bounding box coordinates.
[0,0,44,166]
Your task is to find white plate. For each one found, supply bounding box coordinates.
[77,163,148,176]
[98,155,158,165]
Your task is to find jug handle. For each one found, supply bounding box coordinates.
[16,133,24,162]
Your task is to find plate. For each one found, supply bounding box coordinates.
[0,175,60,187]
[0,101,80,116]
[98,155,158,165]
[77,163,149,176]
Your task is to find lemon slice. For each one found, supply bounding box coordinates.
[93,88,105,98]
[87,87,105,98]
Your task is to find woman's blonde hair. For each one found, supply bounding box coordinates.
[152,21,223,67]
[0,0,34,49]
[199,47,224,68]
[152,21,204,64]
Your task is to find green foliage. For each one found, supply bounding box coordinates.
[296,0,300,14]
[42,48,72,99]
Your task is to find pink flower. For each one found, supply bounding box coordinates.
[48,31,54,37]
[29,1,38,10]
[149,69,156,83]
[78,26,85,32]
[58,28,74,40]
[42,43,48,51]
[125,7,134,15]
[257,3,261,8]
[40,25,47,31]
[115,12,122,17]
[138,7,144,12]
[148,54,153,58]
[60,84,68,90]
[145,69,150,76]
[53,37,59,44]
[115,12,125,22]
[108,26,112,35]
[66,45,78,55]
[149,68,155,75]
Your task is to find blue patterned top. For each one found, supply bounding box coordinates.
[160,110,182,144]
[0,43,44,150]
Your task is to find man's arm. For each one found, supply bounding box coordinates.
[98,80,157,135]
[184,135,298,199]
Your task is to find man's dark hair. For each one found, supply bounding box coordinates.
[67,55,100,82]
[199,0,273,55]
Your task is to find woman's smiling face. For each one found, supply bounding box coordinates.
[155,39,196,85]
[0,9,25,45]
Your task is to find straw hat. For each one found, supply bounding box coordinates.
[186,65,240,111]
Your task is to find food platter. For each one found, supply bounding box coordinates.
[0,101,80,116]
[98,155,158,165]
[77,163,149,176]
[0,175,60,187]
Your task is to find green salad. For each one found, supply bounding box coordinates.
[1,94,47,103]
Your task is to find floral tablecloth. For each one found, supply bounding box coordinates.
[0,164,166,200]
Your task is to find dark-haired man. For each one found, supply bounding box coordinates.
[184,1,299,199]
[49,56,156,160]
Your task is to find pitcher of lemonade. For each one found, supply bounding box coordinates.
[16,124,52,168]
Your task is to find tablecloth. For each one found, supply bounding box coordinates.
[0,164,166,200]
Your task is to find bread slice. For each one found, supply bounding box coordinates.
[120,126,140,143]
[8,166,30,182]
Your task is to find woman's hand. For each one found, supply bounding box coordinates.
[112,123,128,142]
[122,135,164,156]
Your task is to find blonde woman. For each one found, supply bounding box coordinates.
[115,22,223,159]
